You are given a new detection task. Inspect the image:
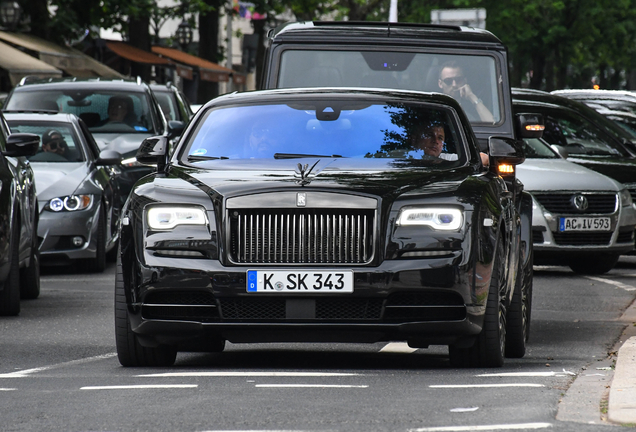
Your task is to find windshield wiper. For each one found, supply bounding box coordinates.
[187,155,229,161]
[274,153,343,159]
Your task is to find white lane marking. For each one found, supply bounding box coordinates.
[379,342,418,354]
[430,384,544,388]
[409,423,552,431]
[0,353,117,378]
[584,276,636,291]
[41,277,113,283]
[476,372,564,377]
[450,407,479,413]
[139,372,360,377]
[0,388,16,391]
[477,372,557,377]
[199,430,312,432]
[81,384,197,390]
[254,384,368,388]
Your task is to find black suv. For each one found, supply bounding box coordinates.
[0,112,40,315]
[259,21,539,358]
[3,77,184,199]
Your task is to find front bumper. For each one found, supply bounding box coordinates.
[531,196,636,256]
[126,253,487,348]
[37,202,101,263]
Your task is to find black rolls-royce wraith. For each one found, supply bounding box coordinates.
[115,88,532,368]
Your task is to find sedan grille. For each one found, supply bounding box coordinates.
[552,232,612,246]
[533,193,617,214]
[228,209,375,264]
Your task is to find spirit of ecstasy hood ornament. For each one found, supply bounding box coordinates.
[295,160,320,186]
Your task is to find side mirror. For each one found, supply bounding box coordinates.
[95,149,122,166]
[489,136,525,178]
[5,133,39,157]
[136,136,168,171]
[167,120,186,139]
[516,113,545,139]
[551,145,569,159]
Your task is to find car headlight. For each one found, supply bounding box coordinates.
[396,207,463,230]
[147,206,208,230]
[47,195,93,212]
[619,189,633,207]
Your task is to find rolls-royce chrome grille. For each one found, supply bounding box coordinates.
[228,209,375,264]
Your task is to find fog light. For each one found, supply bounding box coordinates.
[72,236,84,247]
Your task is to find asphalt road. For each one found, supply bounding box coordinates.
[1,257,636,432]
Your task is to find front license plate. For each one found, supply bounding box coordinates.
[558,217,611,232]
[247,270,354,293]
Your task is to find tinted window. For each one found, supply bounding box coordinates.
[6,90,156,134]
[522,138,559,159]
[540,109,629,157]
[182,102,466,166]
[278,50,501,125]
[7,121,85,162]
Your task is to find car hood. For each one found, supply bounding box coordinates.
[517,158,621,192]
[157,158,470,200]
[93,132,151,156]
[31,162,89,201]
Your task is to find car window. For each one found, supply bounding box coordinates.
[155,92,179,122]
[5,90,156,135]
[278,50,502,125]
[538,109,630,157]
[522,138,559,159]
[6,121,85,162]
[182,101,466,166]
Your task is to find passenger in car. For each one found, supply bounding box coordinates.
[438,61,495,124]
[41,129,68,157]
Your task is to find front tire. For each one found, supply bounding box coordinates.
[20,219,40,300]
[569,253,619,275]
[0,219,21,315]
[114,253,177,367]
[449,238,506,368]
[505,247,533,358]
[83,206,106,273]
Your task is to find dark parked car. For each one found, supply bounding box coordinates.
[3,77,184,200]
[5,112,123,272]
[0,112,40,315]
[150,82,193,124]
[116,88,531,368]
[512,89,636,201]
[551,89,636,147]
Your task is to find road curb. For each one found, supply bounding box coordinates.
[608,336,636,425]
[608,296,636,426]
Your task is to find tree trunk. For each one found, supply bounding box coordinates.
[128,14,152,82]
[529,53,545,90]
[198,0,222,104]
[25,0,49,39]
[253,18,266,90]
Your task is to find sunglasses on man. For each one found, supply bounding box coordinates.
[46,139,65,150]
[441,76,467,86]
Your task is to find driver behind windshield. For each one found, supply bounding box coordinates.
[99,95,138,127]
[41,129,68,157]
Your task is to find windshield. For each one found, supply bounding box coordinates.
[7,121,85,162]
[278,50,501,125]
[522,138,559,159]
[182,101,466,166]
[5,90,157,134]
[539,109,630,157]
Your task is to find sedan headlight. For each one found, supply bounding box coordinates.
[619,189,633,207]
[147,206,208,230]
[396,207,463,230]
[47,195,93,212]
